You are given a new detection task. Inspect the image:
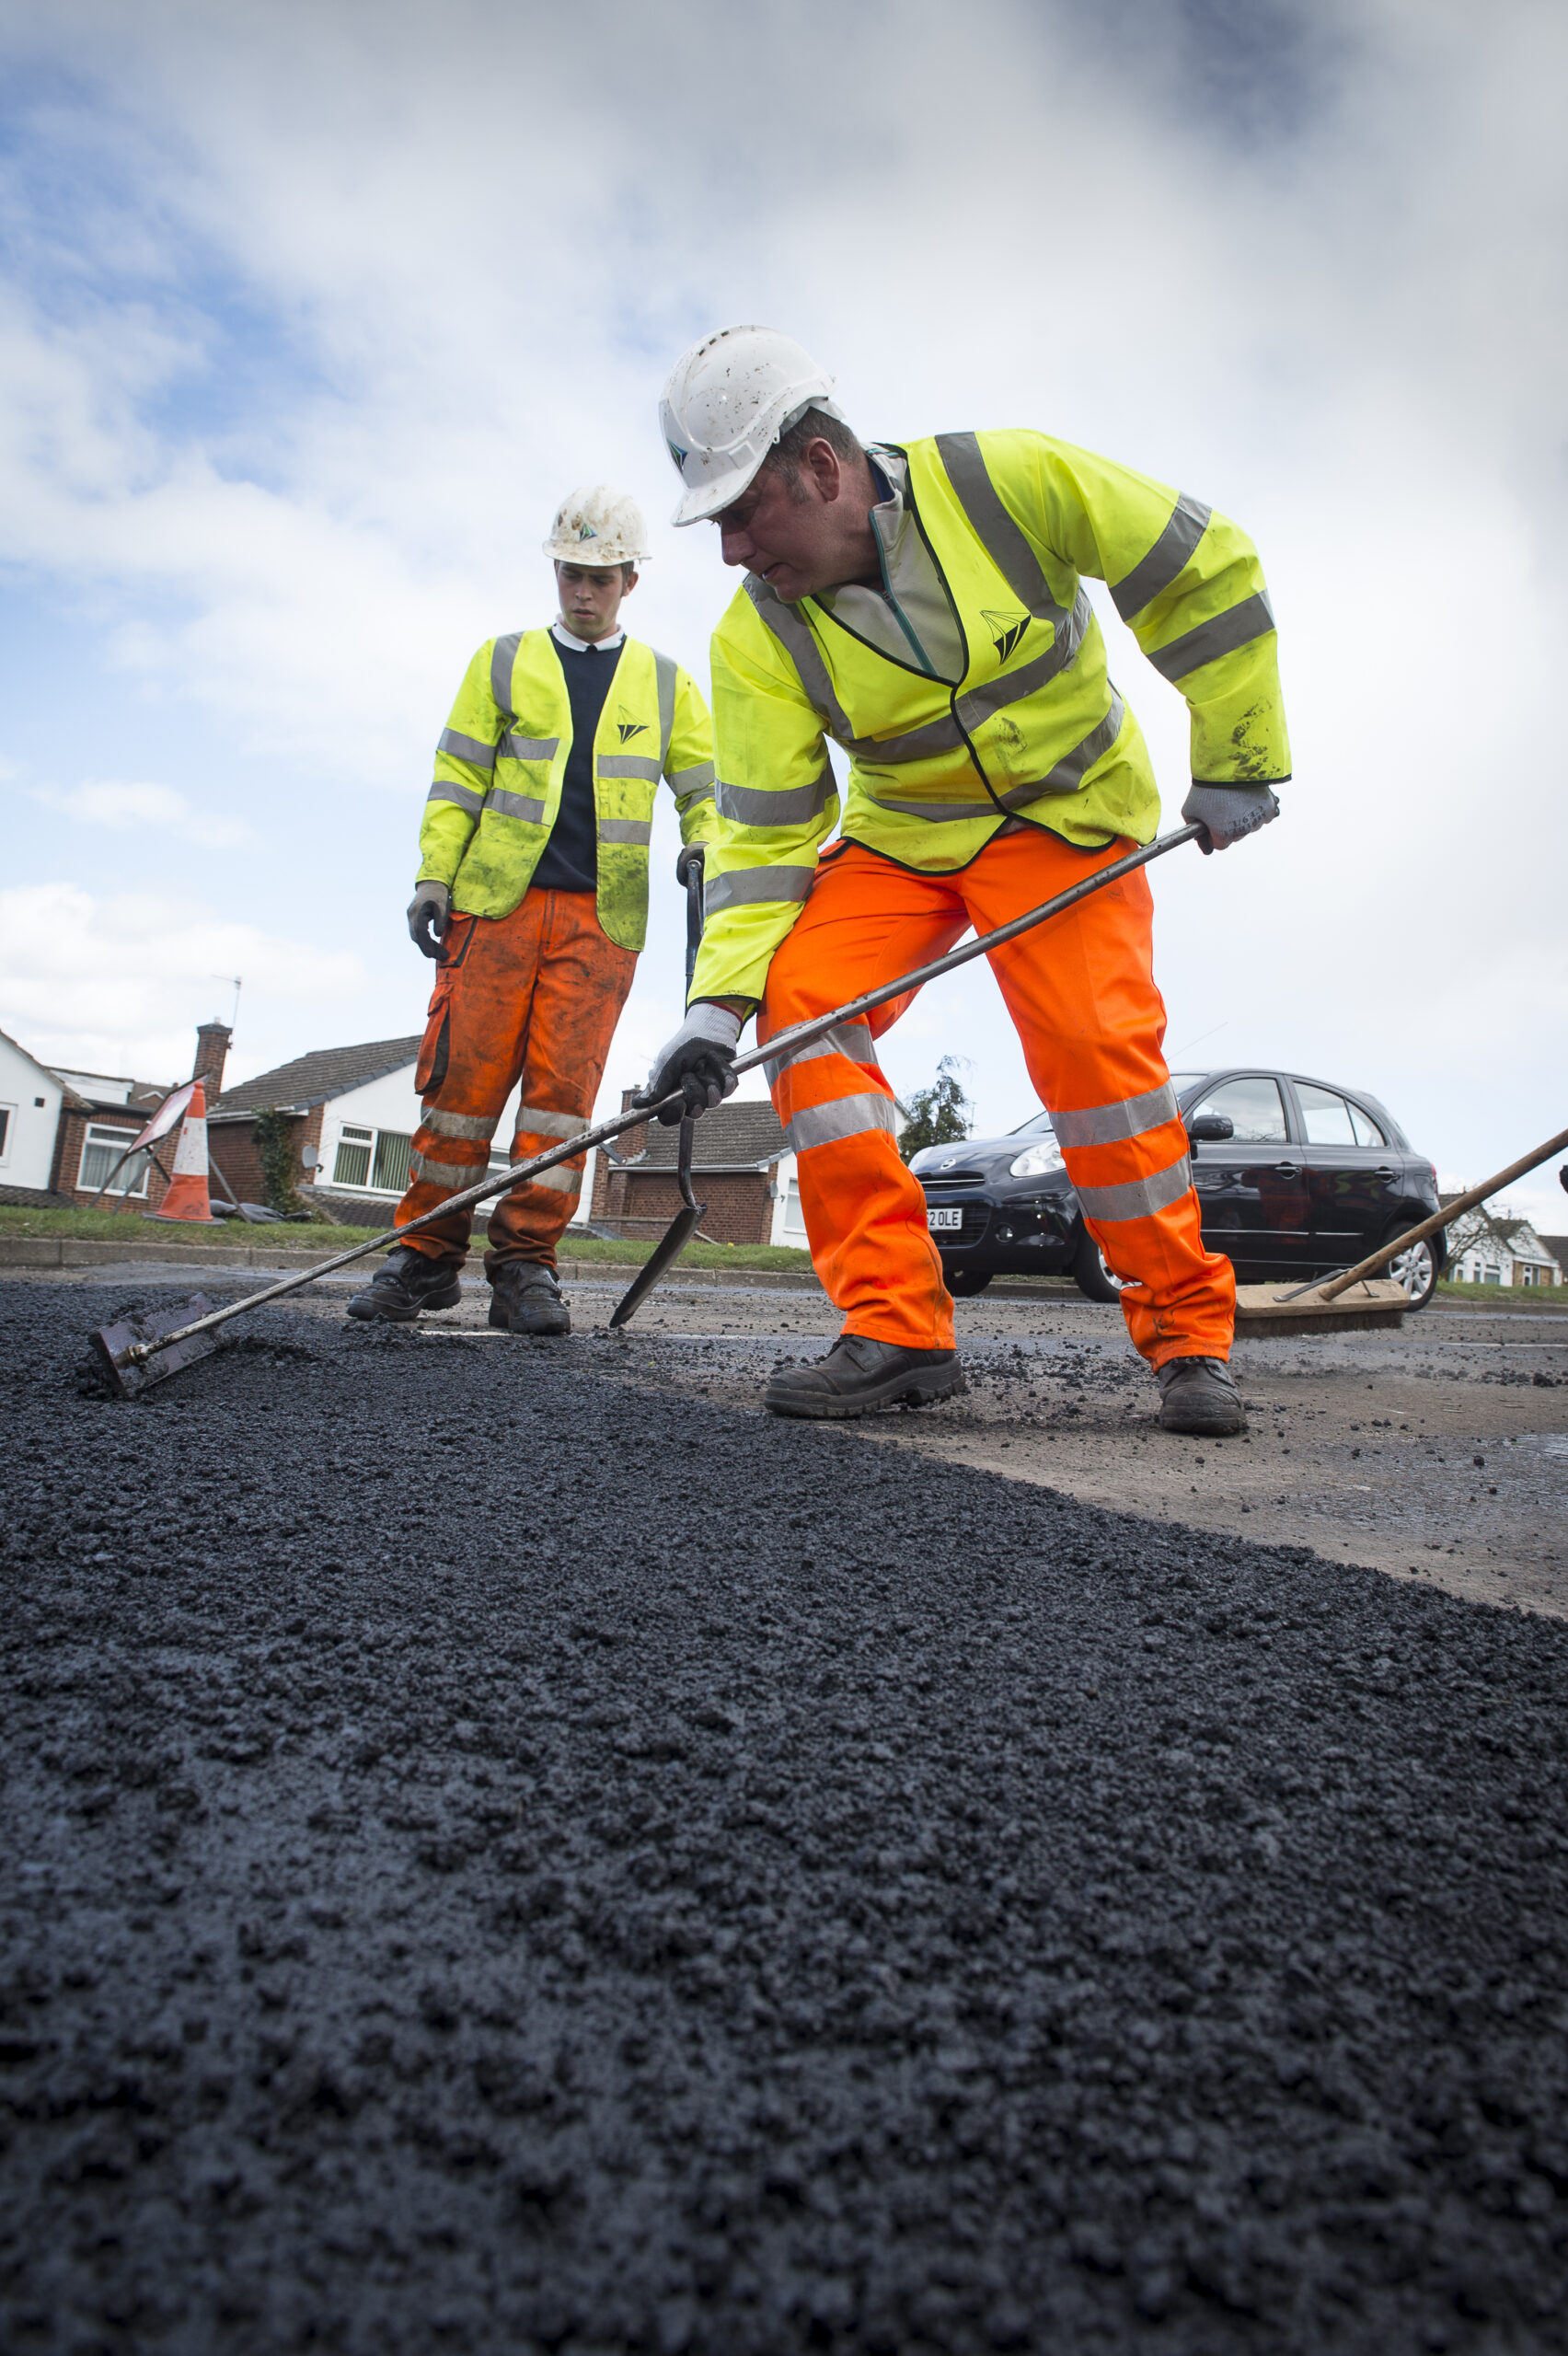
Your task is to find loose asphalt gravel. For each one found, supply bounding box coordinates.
[3,1277,1568,2355]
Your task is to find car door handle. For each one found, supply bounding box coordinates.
[1273,1161,1299,1174]
[1373,1165,1399,1178]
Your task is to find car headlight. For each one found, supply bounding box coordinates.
[1009,1138,1065,1178]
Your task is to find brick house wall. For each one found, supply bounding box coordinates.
[590,1092,783,1246]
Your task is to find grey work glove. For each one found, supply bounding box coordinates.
[408,879,451,959]
[1182,782,1281,855]
[637,1003,744,1126]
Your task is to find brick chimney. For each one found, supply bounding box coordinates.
[192,1022,232,1095]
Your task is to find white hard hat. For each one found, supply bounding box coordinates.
[542,485,650,569]
[660,324,844,526]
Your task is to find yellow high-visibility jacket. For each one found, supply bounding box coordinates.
[691,429,1289,1003]
[418,630,719,952]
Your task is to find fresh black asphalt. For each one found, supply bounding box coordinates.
[3,1279,1567,2353]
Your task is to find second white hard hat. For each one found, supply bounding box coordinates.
[660,325,843,526]
[542,485,650,569]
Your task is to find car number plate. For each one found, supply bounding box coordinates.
[927,1207,963,1231]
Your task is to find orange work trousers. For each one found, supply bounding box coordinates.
[759,831,1235,1369]
[396,889,636,1276]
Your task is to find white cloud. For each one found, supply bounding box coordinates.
[0,879,364,1083]
[37,779,256,850]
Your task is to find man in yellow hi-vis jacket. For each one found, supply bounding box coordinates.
[351,485,718,1336]
[642,328,1288,1432]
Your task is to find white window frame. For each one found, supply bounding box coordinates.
[0,1101,13,1164]
[329,1121,414,1196]
[77,1123,150,1198]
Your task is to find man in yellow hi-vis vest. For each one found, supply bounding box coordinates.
[351,485,718,1336]
[642,328,1288,1433]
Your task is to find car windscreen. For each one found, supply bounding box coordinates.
[1008,1108,1055,1137]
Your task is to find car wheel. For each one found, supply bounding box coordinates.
[1382,1225,1441,1311]
[1072,1227,1127,1305]
[945,1267,993,1298]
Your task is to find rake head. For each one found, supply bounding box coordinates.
[89,1294,222,1399]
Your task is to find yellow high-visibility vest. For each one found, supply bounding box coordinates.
[691,429,1288,1002]
[418,631,718,951]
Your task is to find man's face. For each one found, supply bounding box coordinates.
[556,560,635,641]
[715,446,873,603]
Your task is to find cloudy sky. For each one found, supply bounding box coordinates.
[2,0,1564,1222]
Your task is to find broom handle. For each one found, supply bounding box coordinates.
[1315,1126,1568,1300]
[128,826,1200,1362]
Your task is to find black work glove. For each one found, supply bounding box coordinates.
[635,1005,743,1126]
[407,880,451,959]
[1182,782,1281,855]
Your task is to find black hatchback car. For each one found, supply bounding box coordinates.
[909,1068,1447,1307]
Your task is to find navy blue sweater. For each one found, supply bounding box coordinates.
[531,632,624,895]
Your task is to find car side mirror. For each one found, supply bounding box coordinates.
[1186,1114,1233,1143]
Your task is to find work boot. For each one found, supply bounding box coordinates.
[346,1243,463,1323]
[765,1334,964,1420]
[1157,1356,1246,1437]
[489,1262,571,1337]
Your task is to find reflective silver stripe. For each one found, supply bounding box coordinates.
[420,1108,497,1142]
[743,576,858,745]
[426,779,485,816]
[679,782,715,806]
[764,1020,874,1087]
[597,754,662,782]
[598,817,652,846]
[487,787,548,824]
[934,431,1063,620]
[500,732,559,762]
[718,764,835,827]
[705,863,815,915]
[653,650,678,765]
[1039,691,1125,793]
[1111,493,1212,621]
[1051,1082,1178,1151]
[411,1149,484,1188]
[1146,592,1274,685]
[872,691,1125,819]
[787,1091,900,1153]
[514,1103,585,1140]
[437,727,498,771]
[518,1161,582,1195]
[1076,1150,1193,1224]
[490,631,522,718]
[670,759,715,792]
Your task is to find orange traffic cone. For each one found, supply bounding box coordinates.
[150,1080,217,1222]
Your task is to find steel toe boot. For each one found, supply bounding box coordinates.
[489,1262,571,1336]
[346,1244,463,1323]
[764,1334,964,1420]
[1157,1356,1246,1437]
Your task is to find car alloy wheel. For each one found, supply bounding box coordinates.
[1385,1230,1439,1311]
[1073,1227,1129,1305]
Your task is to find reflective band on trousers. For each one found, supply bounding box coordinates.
[763,1020,874,1087]
[706,863,816,916]
[786,1091,900,1153]
[718,763,836,828]
[1075,1150,1193,1224]
[420,1107,498,1142]
[515,1161,581,1195]
[1146,592,1274,685]
[438,727,498,770]
[427,779,485,816]
[513,1103,585,1140]
[412,1148,485,1188]
[1051,1080,1177,1150]
[1110,492,1212,622]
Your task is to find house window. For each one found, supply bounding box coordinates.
[331,1124,414,1194]
[0,1104,11,1161]
[77,1125,150,1197]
